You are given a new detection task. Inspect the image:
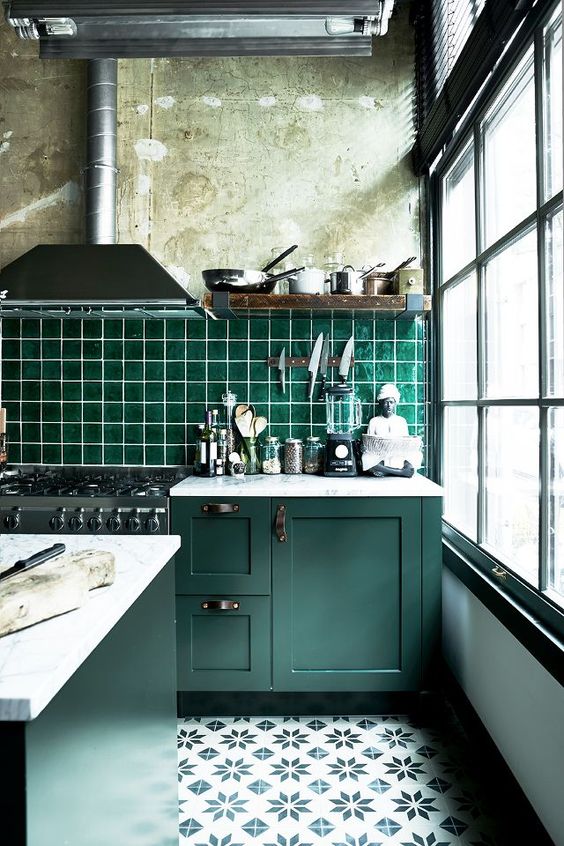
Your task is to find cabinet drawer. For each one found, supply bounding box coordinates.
[176,595,271,691]
[172,498,270,595]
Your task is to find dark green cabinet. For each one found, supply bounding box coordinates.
[172,497,270,594]
[272,498,422,691]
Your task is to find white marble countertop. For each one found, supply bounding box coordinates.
[0,534,180,722]
[170,473,442,498]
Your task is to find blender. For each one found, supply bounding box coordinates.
[324,384,362,476]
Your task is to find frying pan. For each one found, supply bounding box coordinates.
[203,244,304,293]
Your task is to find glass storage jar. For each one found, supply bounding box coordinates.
[303,436,324,474]
[284,438,303,474]
[261,436,282,474]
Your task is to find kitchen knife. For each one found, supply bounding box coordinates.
[318,335,330,401]
[0,542,66,582]
[278,347,286,394]
[339,335,355,384]
[308,333,324,399]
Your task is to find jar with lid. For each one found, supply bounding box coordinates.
[303,436,324,474]
[284,438,303,474]
[261,436,282,475]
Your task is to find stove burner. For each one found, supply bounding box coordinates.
[0,465,187,499]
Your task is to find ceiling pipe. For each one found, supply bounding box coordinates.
[84,58,117,245]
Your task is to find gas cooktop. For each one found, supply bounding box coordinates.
[0,466,185,498]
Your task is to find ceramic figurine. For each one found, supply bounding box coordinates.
[367,384,409,437]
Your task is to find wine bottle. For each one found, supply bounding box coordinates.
[200,410,217,478]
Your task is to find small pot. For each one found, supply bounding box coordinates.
[330,265,376,295]
[290,267,326,294]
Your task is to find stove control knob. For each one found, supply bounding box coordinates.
[125,515,141,533]
[145,516,160,534]
[4,512,20,530]
[68,514,84,532]
[87,515,103,532]
[49,514,65,532]
[335,444,349,459]
[107,514,122,533]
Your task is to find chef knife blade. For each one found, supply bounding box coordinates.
[307,333,324,399]
[318,335,330,401]
[339,336,354,384]
[278,347,286,394]
[0,542,66,582]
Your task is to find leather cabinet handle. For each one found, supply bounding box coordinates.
[201,503,240,514]
[201,600,240,611]
[276,504,287,542]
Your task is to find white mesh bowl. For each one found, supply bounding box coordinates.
[361,434,423,470]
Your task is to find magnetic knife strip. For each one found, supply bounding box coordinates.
[267,356,354,368]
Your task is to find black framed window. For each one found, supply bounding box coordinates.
[434,2,563,636]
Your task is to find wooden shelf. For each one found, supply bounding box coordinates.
[203,292,431,320]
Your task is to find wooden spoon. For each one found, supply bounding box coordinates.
[252,416,268,438]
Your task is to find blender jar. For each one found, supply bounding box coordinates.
[325,384,362,433]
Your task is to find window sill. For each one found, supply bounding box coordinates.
[442,535,564,688]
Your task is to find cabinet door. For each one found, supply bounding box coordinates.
[172,498,270,595]
[272,498,422,691]
[176,596,271,691]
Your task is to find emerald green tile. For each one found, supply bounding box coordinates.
[125,361,143,381]
[311,403,325,425]
[165,382,184,402]
[145,382,164,402]
[375,319,395,339]
[416,363,424,382]
[83,340,102,359]
[396,321,417,340]
[42,382,62,403]
[187,382,205,402]
[375,362,395,381]
[8,444,21,463]
[83,321,103,339]
[292,318,311,340]
[207,321,226,340]
[187,361,205,381]
[250,340,269,360]
[145,361,164,381]
[145,404,164,423]
[250,318,269,339]
[208,340,227,361]
[63,444,83,463]
[42,402,61,422]
[186,402,205,423]
[2,319,21,338]
[22,339,40,358]
[166,424,185,444]
[21,402,39,422]
[250,362,267,382]
[103,360,123,380]
[187,320,206,340]
[124,340,143,360]
[7,422,21,441]
[63,382,81,401]
[270,318,289,339]
[228,320,249,339]
[125,445,144,465]
[83,424,102,442]
[104,340,124,360]
[145,320,164,339]
[356,383,375,403]
[124,403,143,423]
[375,341,394,361]
[22,381,40,401]
[396,362,417,382]
[249,382,268,404]
[63,360,81,380]
[399,404,415,424]
[22,360,40,380]
[125,424,143,444]
[186,341,205,361]
[417,405,425,423]
[63,321,81,338]
[125,321,143,339]
[104,404,123,423]
[229,361,248,382]
[211,362,228,383]
[41,339,61,359]
[83,382,102,401]
[83,403,102,423]
[23,423,41,441]
[2,382,20,401]
[291,425,310,441]
[125,382,143,402]
[396,341,416,361]
[104,424,123,444]
[3,361,20,379]
[42,321,61,338]
[63,423,82,443]
[355,362,375,382]
[64,403,82,422]
[104,320,123,338]
[165,340,185,360]
[104,382,123,402]
[166,403,185,423]
[354,318,374,340]
[104,445,123,464]
[291,403,311,424]
[333,319,353,340]
[291,340,309,357]
[166,445,185,464]
[290,366,308,383]
[2,339,21,358]
[144,340,163,360]
[270,382,286,403]
[83,360,103,380]
[83,445,102,464]
[22,444,41,463]
[145,446,164,465]
[42,360,61,380]
[398,383,415,403]
[145,424,164,445]
[270,404,290,424]
[4,402,20,422]
[229,340,248,360]
[311,318,331,337]
[354,341,373,361]
[270,424,290,442]
[43,444,62,464]
[62,339,81,358]
[166,361,184,381]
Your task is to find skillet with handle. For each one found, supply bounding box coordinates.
[202,245,304,293]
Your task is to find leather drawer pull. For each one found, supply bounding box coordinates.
[201,503,240,514]
[201,600,240,611]
[276,504,287,542]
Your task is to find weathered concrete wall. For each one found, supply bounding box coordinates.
[0,8,418,295]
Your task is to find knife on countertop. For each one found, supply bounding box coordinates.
[278,347,286,394]
[318,335,330,401]
[308,333,324,399]
[339,335,355,384]
[0,542,66,582]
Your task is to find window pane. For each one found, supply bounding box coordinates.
[442,273,477,399]
[484,229,538,398]
[548,408,564,604]
[484,406,539,586]
[544,9,563,200]
[442,143,475,280]
[546,208,564,396]
[483,49,536,246]
[443,406,478,540]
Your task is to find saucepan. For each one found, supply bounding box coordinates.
[203,245,304,293]
[329,264,381,295]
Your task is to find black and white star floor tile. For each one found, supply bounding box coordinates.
[178,716,501,845]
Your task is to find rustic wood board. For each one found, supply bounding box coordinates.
[203,292,431,313]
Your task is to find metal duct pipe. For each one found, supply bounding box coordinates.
[85,58,117,244]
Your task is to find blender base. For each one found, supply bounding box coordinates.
[324,433,357,477]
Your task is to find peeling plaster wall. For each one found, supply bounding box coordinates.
[0,8,419,296]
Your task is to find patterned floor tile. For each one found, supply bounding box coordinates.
[178,715,502,846]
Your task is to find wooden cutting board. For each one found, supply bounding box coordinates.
[0,549,116,638]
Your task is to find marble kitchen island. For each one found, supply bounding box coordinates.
[0,534,181,846]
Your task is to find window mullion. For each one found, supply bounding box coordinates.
[474,120,486,545]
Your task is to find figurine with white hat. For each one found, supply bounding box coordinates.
[367,383,410,437]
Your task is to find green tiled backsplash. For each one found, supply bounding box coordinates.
[0,316,427,466]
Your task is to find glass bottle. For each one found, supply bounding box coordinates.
[303,436,324,474]
[222,390,237,455]
[193,424,204,475]
[284,438,303,474]
[261,436,282,474]
[199,411,217,478]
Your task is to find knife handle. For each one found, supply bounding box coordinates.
[308,372,315,399]
[0,542,66,582]
[318,374,327,401]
